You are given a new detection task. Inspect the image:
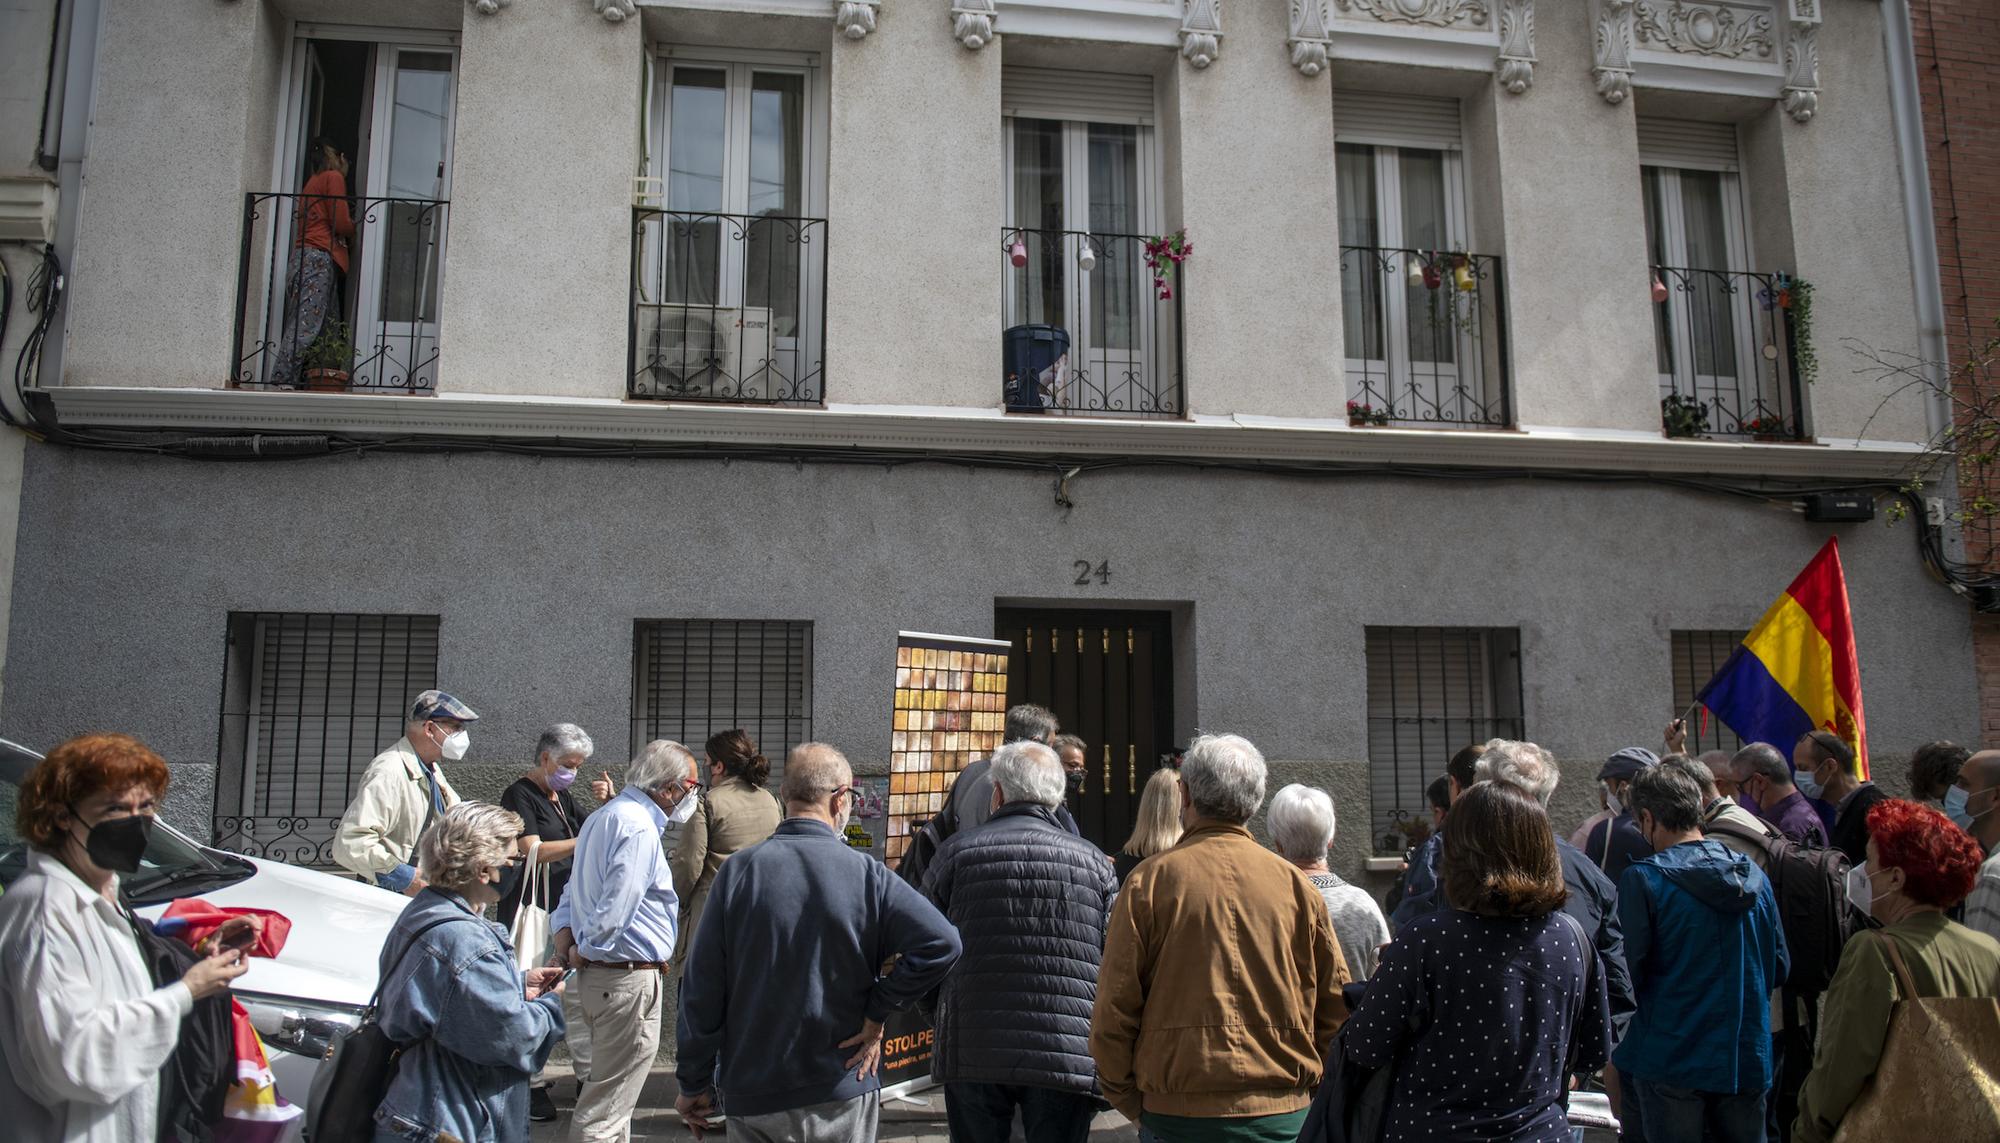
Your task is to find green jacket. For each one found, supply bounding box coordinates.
[1793,912,2000,1143]
[669,776,781,969]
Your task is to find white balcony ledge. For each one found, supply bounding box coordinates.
[41,385,1928,482]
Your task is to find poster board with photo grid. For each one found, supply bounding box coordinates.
[885,631,1012,866]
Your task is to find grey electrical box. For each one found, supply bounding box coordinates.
[1802,492,1875,523]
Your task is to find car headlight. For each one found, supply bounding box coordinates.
[237,992,367,1061]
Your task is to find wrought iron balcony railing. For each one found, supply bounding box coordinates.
[1339,246,1512,429]
[1000,228,1185,419]
[1652,266,1807,441]
[232,192,447,392]
[629,210,827,407]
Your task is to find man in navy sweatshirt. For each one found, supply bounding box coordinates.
[675,742,961,1142]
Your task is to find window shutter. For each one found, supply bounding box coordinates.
[1637,118,1740,171]
[1334,91,1463,150]
[1001,67,1155,126]
[633,620,814,767]
[1364,627,1523,854]
[1671,629,1749,754]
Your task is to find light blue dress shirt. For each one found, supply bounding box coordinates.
[551,785,680,963]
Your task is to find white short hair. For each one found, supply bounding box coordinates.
[627,739,696,793]
[1267,784,1336,862]
[536,723,594,764]
[1181,733,1266,824]
[417,802,523,894]
[1475,739,1561,807]
[990,740,1066,807]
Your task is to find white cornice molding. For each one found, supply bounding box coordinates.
[1289,0,1334,76]
[41,387,1929,482]
[1495,0,1535,92]
[835,0,879,37]
[1593,0,1638,104]
[952,0,998,47]
[1180,0,1221,68]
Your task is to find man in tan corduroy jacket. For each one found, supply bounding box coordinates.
[1090,733,1350,1143]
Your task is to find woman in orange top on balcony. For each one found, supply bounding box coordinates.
[269,137,355,387]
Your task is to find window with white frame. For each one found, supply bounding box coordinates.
[1335,93,1503,427]
[631,620,814,765]
[1001,68,1176,415]
[1363,626,1524,855]
[1639,118,1792,436]
[635,51,828,403]
[214,613,441,867]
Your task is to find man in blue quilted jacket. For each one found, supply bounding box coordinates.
[923,739,1119,1143]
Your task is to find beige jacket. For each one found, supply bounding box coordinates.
[331,738,461,878]
[1090,821,1350,1122]
[669,776,781,967]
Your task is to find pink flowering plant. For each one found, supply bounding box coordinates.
[1142,230,1192,301]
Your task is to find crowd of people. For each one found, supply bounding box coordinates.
[2,691,1998,1143]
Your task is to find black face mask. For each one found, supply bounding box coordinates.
[1065,769,1086,795]
[72,810,154,874]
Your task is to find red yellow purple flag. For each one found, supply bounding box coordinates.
[1697,537,1869,778]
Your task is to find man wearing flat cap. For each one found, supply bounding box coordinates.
[1581,747,1660,884]
[1794,730,1881,864]
[333,689,476,893]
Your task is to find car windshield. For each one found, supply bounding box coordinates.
[0,739,250,901]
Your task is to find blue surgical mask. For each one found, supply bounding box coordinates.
[1945,785,1974,830]
[1794,764,1823,801]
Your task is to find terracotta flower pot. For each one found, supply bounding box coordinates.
[303,368,350,393]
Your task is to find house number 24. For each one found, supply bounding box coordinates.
[1073,560,1110,586]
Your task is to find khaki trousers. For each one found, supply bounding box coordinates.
[567,965,663,1143]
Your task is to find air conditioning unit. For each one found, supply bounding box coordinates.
[633,305,773,397]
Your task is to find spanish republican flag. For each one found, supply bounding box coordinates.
[1697,537,1870,779]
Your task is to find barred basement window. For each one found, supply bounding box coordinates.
[1365,626,1524,856]
[214,613,441,867]
[1672,629,1749,756]
[631,620,813,766]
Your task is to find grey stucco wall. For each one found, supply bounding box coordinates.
[0,444,1974,883]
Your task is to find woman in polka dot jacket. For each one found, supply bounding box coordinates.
[1344,782,1613,1142]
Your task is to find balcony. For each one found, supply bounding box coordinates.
[628,210,827,407]
[1000,229,1185,419]
[232,192,447,392]
[1339,247,1511,429]
[1653,267,1807,441]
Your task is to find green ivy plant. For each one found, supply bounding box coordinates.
[1662,392,1709,439]
[1788,277,1818,387]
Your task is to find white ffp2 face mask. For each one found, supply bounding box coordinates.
[438,729,470,761]
[667,787,699,826]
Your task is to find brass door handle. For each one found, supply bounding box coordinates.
[1129,745,1136,794]
[1102,744,1111,794]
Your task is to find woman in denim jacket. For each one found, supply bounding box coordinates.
[375,802,567,1143]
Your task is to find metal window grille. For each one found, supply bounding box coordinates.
[1364,626,1525,855]
[213,613,441,867]
[631,620,813,765]
[1672,629,1749,755]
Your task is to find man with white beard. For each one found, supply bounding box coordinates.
[675,743,961,1143]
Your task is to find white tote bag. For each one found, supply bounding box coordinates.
[509,839,549,972]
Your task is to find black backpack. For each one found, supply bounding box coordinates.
[1705,816,1859,996]
[122,910,233,1143]
[304,915,469,1143]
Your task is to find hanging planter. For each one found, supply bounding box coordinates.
[1651,273,1670,304]
[1742,414,1789,442]
[1008,236,1028,268]
[1142,229,1192,301]
[1406,257,1426,288]
[1661,392,1709,439]
[1421,263,1442,290]
[1776,272,1818,387]
[1451,260,1477,293]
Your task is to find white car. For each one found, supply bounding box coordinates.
[0,739,405,1127]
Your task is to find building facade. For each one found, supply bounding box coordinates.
[0,0,1975,884]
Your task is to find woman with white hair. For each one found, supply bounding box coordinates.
[1268,783,1391,979]
[373,802,568,1143]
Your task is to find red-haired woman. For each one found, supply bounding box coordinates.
[1793,798,2000,1143]
[0,733,248,1142]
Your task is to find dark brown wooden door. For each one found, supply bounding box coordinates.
[994,609,1175,852]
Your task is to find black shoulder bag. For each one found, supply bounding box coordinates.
[303,914,469,1143]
